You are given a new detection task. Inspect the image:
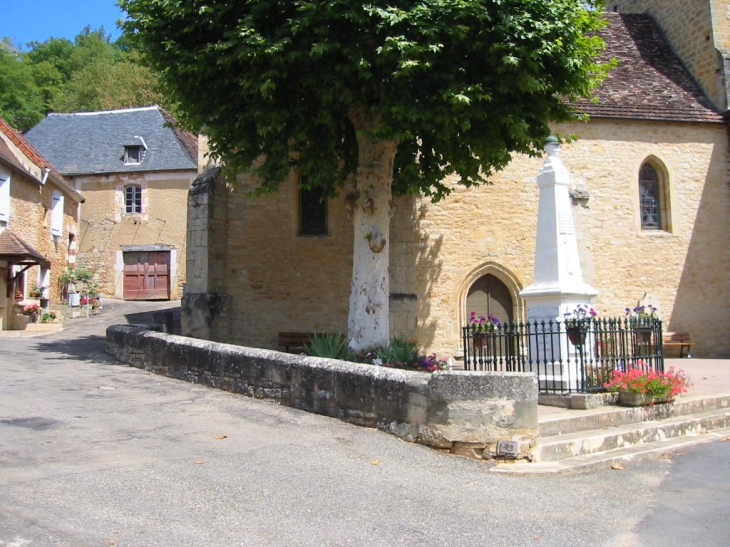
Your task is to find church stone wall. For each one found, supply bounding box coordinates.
[414,119,729,358]
[216,171,355,350]
[197,117,729,358]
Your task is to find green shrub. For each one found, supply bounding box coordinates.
[305,332,348,359]
[378,337,419,367]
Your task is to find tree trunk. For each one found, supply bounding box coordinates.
[347,110,397,352]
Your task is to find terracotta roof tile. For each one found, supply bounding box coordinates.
[574,13,724,123]
[0,229,50,266]
[0,118,82,200]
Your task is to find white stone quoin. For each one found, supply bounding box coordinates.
[520,137,598,388]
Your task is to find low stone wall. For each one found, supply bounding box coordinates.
[106,325,539,461]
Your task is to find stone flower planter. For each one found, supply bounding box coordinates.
[618,391,673,407]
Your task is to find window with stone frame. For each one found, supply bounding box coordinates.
[299,176,328,236]
[639,161,669,231]
[124,184,143,214]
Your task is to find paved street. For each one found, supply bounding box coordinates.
[1,301,729,546]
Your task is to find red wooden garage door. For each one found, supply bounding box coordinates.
[123,251,170,300]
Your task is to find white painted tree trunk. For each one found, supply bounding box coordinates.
[347,112,397,352]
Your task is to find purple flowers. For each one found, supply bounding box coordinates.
[564,304,597,323]
[469,311,500,331]
[626,304,657,319]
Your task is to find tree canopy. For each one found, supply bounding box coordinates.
[121,0,608,200]
[0,28,163,132]
[121,0,608,350]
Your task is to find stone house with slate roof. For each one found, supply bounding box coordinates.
[183,7,730,358]
[26,105,198,301]
[0,118,84,331]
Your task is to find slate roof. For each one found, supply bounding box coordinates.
[24,106,198,176]
[0,229,50,267]
[0,118,82,202]
[574,13,724,123]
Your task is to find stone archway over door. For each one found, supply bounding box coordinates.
[466,274,513,323]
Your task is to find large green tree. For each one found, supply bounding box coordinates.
[1,28,163,131]
[121,0,607,350]
[28,27,164,114]
[0,42,45,131]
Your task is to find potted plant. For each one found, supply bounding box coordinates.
[41,310,58,323]
[28,285,42,298]
[469,312,500,350]
[22,302,42,323]
[604,366,691,406]
[59,266,94,303]
[626,303,658,345]
[563,304,597,346]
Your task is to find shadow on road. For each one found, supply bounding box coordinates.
[29,303,181,365]
[32,334,120,364]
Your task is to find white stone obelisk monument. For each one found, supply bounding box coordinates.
[520,137,598,388]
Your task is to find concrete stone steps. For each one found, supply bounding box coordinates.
[537,407,730,462]
[492,395,730,474]
[492,425,730,474]
[539,394,730,436]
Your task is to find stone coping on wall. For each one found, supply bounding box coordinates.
[106,324,539,461]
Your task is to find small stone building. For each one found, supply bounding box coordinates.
[183,9,730,358]
[0,118,83,330]
[26,106,198,301]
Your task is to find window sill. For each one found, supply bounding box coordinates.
[638,229,675,238]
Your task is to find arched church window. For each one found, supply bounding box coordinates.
[639,162,669,231]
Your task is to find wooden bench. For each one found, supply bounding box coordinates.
[278,332,315,353]
[663,332,695,358]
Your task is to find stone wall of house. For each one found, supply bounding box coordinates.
[8,171,78,304]
[194,117,729,358]
[107,324,539,461]
[73,171,194,300]
[609,0,728,112]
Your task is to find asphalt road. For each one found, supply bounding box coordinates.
[1,301,728,547]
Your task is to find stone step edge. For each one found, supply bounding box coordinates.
[539,395,730,436]
[490,426,730,475]
[536,408,730,463]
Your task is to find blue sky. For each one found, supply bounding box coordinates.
[2,0,124,50]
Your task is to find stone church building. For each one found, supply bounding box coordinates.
[183,3,730,359]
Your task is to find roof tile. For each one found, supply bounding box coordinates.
[25,106,199,176]
[574,13,724,123]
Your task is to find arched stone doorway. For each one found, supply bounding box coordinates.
[459,263,524,329]
[466,273,514,324]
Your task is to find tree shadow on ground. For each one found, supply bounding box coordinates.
[30,305,181,365]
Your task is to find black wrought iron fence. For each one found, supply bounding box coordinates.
[462,318,664,394]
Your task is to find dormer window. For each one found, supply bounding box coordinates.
[124,145,144,164]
